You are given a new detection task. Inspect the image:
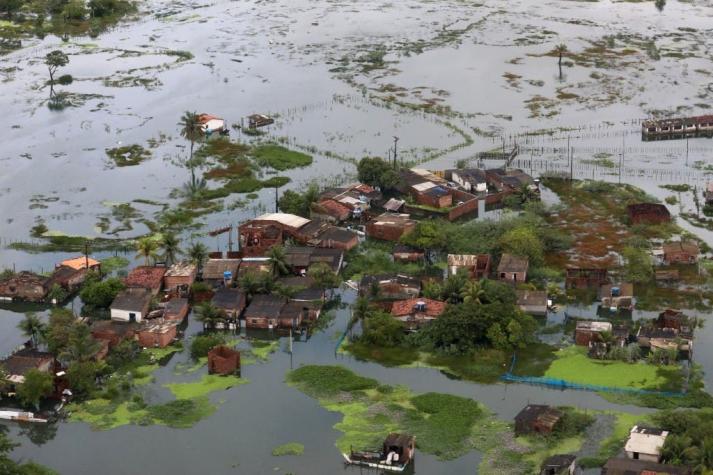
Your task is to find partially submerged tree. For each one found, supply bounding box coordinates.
[135,237,159,266]
[307,263,341,296]
[16,369,53,411]
[555,43,568,80]
[60,324,101,364]
[45,50,69,96]
[195,302,226,330]
[178,111,205,188]
[267,244,290,276]
[17,313,45,348]
[161,232,181,266]
[187,242,208,273]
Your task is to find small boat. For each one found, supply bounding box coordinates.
[343,433,415,473]
[0,409,48,424]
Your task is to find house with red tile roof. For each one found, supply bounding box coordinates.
[391,298,447,331]
[124,266,166,296]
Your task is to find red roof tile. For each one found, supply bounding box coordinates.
[125,266,166,290]
[391,298,446,317]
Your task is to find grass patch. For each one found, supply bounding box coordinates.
[105,144,151,167]
[247,340,280,361]
[164,374,247,399]
[146,397,216,428]
[345,341,420,367]
[544,346,680,390]
[287,365,379,398]
[272,442,305,456]
[252,144,313,171]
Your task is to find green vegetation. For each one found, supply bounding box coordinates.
[79,276,125,308]
[252,144,312,170]
[660,184,691,192]
[271,442,305,456]
[105,144,151,167]
[100,256,129,274]
[190,334,226,359]
[278,182,320,217]
[544,346,681,391]
[357,156,399,191]
[164,374,247,400]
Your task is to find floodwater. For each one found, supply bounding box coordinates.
[2,0,713,473]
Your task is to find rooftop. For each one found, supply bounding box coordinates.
[244,294,286,318]
[111,287,152,312]
[203,259,241,280]
[0,348,54,376]
[516,290,548,307]
[498,254,529,273]
[602,457,691,475]
[663,240,700,256]
[254,213,310,230]
[125,266,166,289]
[212,288,246,310]
[447,253,490,267]
[391,298,447,317]
[576,320,613,333]
[59,256,100,270]
[165,262,197,277]
[624,425,669,456]
[370,213,416,227]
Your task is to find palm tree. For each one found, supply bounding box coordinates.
[135,237,159,266]
[178,111,204,188]
[555,43,568,79]
[188,242,208,273]
[18,313,45,348]
[460,280,485,304]
[239,272,261,297]
[60,324,101,364]
[267,244,289,276]
[195,302,225,330]
[161,232,181,266]
[274,283,301,300]
[352,296,370,327]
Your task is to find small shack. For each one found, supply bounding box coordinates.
[110,288,153,323]
[540,454,577,475]
[624,426,668,463]
[447,254,491,279]
[211,288,247,321]
[663,241,699,265]
[124,266,166,296]
[575,320,612,346]
[516,290,548,317]
[497,254,528,283]
[365,213,417,241]
[163,262,197,294]
[565,268,608,289]
[392,244,425,263]
[203,259,241,286]
[247,114,274,129]
[390,298,447,331]
[627,203,671,225]
[244,294,286,329]
[310,199,352,223]
[136,320,178,348]
[47,265,87,293]
[514,405,562,436]
[599,283,634,311]
[163,298,190,322]
[207,346,240,375]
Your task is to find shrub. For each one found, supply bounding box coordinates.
[287,365,378,397]
[190,334,225,359]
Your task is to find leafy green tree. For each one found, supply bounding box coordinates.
[46,283,68,304]
[190,334,225,359]
[352,296,370,326]
[441,272,467,303]
[194,302,226,330]
[0,0,22,18]
[187,242,208,273]
[460,280,485,304]
[45,50,68,96]
[622,246,653,283]
[422,281,443,300]
[178,111,205,188]
[44,308,76,355]
[66,361,103,398]
[60,324,101,364]
[79,277,125,308]
[555,43,568,79]
[16,369,53,411]
[486,323,509,351]
[17,313,45,348]
[278,190,306,216]
[267,244,290,276]
[62,0,86,20]
[135,237,159,266]
[357,157,399,191]
[307,263,341,295]
[161,232,181,266]
[400,220,447,262]
[361,311,405,347]
[499,226,544,266]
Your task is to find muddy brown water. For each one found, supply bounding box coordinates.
[2,0,713,472]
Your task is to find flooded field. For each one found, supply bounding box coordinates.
[2,0,713,473]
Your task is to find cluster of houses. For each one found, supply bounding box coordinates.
[515,405,691,474]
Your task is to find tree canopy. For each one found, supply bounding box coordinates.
[357,157,399,191]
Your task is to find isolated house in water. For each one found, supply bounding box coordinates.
[627,203,671,225]
[514,405,562,436]
[110,288,153,323]
[1,348,56,385]
[211,288,247,321]
[0,272,49,302]
[208,346,240,375]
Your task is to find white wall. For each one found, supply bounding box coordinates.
[111,308,144,323]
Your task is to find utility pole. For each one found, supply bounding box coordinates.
[392,136,399,168]
[274,186,279,213]
[570,147,574,182]
[686,136,689,168]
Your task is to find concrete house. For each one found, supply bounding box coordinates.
[208,346,240,375]
[203,259,241,286]
[90,320,137,348]
[47,265,87,293]
[575,320,613,346]
[211,288,247,321]
[163,262,197,294]
[244,294,286,329]
[359,274,421,301]
[447,168,487,193]
[1,348,56,385]
[497,254,528,283]
[447,254,491,279]
[624,426,668,463]
[365,213,417,241]
[136,320,178,348]
[516,290,548,317]
[662,241,699,265]
[412,182,453,209]
[110,288,153,323]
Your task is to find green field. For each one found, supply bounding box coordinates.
[544,346,680,390]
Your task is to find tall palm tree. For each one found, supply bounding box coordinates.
[267,244,289,276]
[135,237,159,266]
[460,280,485,304]
[60,324,101,364]
[178,111,204,188]
[555,43,568,79]
[161,232,181,266]
[195,302,225,330]
[239,272,261,297]
[18,313,45,348]
[188,242,208,273]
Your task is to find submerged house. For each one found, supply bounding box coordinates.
[90,320,137,348]
[197,113,228,135]
[390,298,447,331]
[208,346,240,375]
[365,213,417,241]
[211,288,246,321]
[0,272,49,302]
[627,203,671,225]
[624,426,668,463]
[243,294,286,329]
[540,455,577,475]
[497,254,528,283]
[565,267,608,290]
[516,290,548,317]
[1,348,56,385]
[514,405,562,436]
[446,168,488,193]
[636,326,693,359]
[447,254,491,279]
[662,241,699,265]
[284,246,344,274]
[203,259,241,287]
[47,265,88,294]
[599,283,634,311]
[110,288,153,323]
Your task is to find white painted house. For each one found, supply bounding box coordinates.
[110,288,152,323]
[450,169,487,193]
[624,426,669,463]
[197,113,227,135]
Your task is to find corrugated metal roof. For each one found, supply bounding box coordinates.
[255,213,310,229]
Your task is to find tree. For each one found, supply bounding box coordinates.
[267,244,289,276]
[655,0,666,12]
[307,263,341,296]
[277,183,320,217]
[555,43,568,80]
[46,283,68,304]
[238,272,261,296]
[79,277,125,308]
[18,313,45,348]
[44,308,76,355]
[66,361,102,398]
[622,246,653,283]
[194,302,225,330]
[16,369,53,411]
[693,185,701,218]
[0,0,22,18]
[161,232,181,266]
[187,242,208,273]
[135,237,159,266]
[357,157,399,191]
[60,324,101,364]
[361,311,405,347]
[62,0,86,20]
[400,220,447,262]
[178,111,205,188]
[45,50,69,95]
[499,226,544,266]
[352,296,370,326]
[460,280,485,304]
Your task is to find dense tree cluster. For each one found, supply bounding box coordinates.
[356,157,400,191]
[278,183,320,218]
